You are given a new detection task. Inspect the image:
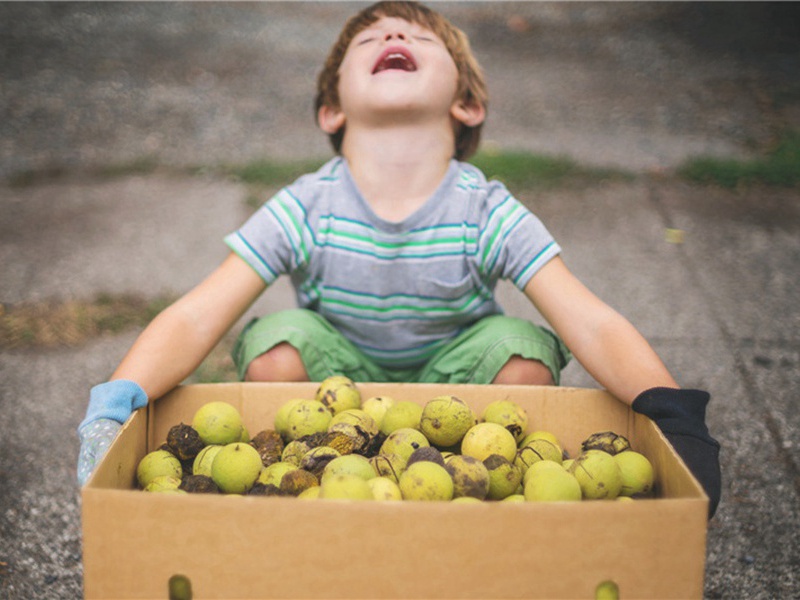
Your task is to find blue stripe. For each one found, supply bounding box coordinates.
[233,232,278,279]
[513,241,557,286]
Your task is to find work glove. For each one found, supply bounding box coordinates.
[632,387,721,519]
[77,380,148,486]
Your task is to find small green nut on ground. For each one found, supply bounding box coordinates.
[211,442,263,494]
[614,450,654,496]
[481,400,528,443]
[461,422,517,463]
[380,401,423,435]
[137,449,183,489]
[319,473,374,500]
[399,461,454,501]
[191,401,245,446]
[420,395,475,448]
[285,399,333,441]
[315,375,361,415]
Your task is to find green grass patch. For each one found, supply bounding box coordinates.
[0,293,174,349]
[226,158,329,187]
[469,149,633,190]
[677,131,800,188]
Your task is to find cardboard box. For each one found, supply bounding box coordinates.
[82,383,708,599]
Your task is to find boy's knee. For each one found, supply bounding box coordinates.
[245,342,309,382]
[492,355,554,386]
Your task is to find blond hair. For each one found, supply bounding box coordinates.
[315,1,488,160]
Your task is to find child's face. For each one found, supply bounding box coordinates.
[332,16,462,128]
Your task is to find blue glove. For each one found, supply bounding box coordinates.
[77,380,148,486]
[632,387,722,519]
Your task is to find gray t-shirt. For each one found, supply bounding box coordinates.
[225,157,560,369]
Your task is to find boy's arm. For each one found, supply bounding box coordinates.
[110,252,266,400]
[77,253,266,485]
[523,256,676,404]
[524,257,721,517]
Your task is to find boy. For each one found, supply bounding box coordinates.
[78,1,720,516]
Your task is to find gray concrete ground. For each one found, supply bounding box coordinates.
[1,3,799,599]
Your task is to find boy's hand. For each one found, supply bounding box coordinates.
[632,387,722,518]
[77,380,148,486]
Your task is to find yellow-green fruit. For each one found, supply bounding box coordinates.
[319,473,374,500]
[520,430,561,449]
[192,444,223,477]
[239,426,250,443]
[369,453,407,483]
[524,465,582,502]
[274,398,303,440]
[258,461,297,487]
[561,458,574,472]
[445,454,490,500]
[482,400,528,443]
[315,375,361,415]
[502,494,525,503]
[380,401,423,435]
[361,396,395,429]
[515,438,563,475]
[211,442,263,494]
[137,449,183,489]
[523,458,566,485]
[483,454,523,500]
[452,496,483,504]
[368,476,403,501]
[595,580,620,600]
[420,395,474,448]
[399,461,454,501]
[614,450,654,496]
[285,399,332,441]
[380,428,430,462]
[461,422,517,463]
[144,475,182,493]
[298,485,321,500]
[569,449,623,499]
[192,401,244,446]
[321,454,377,483]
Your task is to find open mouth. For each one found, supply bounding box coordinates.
[372,47,417,74]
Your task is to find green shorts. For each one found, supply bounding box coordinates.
[232,309,571,385]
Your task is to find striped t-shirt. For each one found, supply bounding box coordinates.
[225,157,560,369]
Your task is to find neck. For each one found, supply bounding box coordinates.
[341,121,455,222]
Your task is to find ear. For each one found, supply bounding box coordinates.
[317,104,346,134]
[451,100,486,128]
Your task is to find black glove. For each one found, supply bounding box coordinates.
[632,387,721,519]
